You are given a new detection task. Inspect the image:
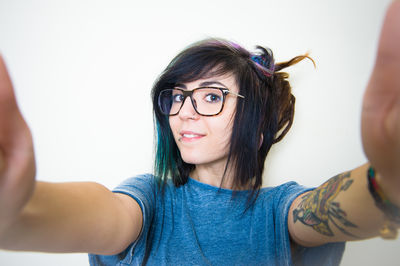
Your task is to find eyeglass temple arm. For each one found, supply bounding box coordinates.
[223,89,245,99]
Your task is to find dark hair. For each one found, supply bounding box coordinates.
[151,38,314,202]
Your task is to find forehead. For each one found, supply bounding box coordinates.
[175,74,238,92]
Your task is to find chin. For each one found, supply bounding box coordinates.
[180,153,203,165]
[179,149,212,165]
[179,150,227,167]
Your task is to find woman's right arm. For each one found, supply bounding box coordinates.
[1,181,143,255]
[0,55,142,255]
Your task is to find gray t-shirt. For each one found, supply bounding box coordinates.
[89,174,345,265]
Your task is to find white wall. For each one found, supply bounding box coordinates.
[0,0,398,265]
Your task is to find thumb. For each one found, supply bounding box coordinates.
[0,148,4,173]
[0,55,31,152]
[0,55,19,116]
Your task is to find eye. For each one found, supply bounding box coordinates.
[172,93,184,103]
[204,93,222,103]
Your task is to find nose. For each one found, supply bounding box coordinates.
[178,96,198,119]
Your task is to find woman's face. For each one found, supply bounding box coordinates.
[169,74,239,169]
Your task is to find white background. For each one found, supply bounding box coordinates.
[0,0,399,265]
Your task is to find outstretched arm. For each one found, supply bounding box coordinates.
[288,164,395,246]
[0,56,142,255]
[289,1,400,247]
[0,181,143,255]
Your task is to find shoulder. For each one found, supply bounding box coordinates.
[259,181,311,200]
[255,181,313,216]
[115,173,157,187]
[112,174,161,213]
[112,174,180,205]
[113,174,162,195]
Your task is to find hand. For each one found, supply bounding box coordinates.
[0,55,36,234]
[361,1,400,204]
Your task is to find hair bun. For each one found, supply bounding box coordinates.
[250,47,275,77]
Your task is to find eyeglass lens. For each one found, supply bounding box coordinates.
[158,88,224,116]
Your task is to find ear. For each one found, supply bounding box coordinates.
[259,133,264,149]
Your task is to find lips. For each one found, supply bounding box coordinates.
[179,131,206,142]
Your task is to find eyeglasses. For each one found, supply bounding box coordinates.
[158,87,245,116]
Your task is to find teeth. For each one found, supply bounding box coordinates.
[183,134,199,138]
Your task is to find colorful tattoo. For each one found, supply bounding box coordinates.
[293,172,359,237]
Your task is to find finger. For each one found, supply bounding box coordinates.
[0,55,19,118]
[365,1,400,105]
[0,55,30,150]
[0,148,4,173]
[375,1,400,73]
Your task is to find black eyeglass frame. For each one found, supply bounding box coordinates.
[158,86,245,116]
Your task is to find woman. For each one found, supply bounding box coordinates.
[0,2,399,265]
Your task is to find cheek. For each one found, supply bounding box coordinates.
[210,118,234,150]
[168,116,176,129]
[168,117,180,141]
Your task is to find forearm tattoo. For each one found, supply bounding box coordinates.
[293,172,359,237]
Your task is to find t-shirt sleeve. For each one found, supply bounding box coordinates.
[273,182,345,266]
[112,174,156,248]
[88,174,156,266]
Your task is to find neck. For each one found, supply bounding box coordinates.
[191,161,235,189]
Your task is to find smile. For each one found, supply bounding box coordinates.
[179,131,205,142]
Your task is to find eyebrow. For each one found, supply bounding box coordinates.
[175,80,228,89]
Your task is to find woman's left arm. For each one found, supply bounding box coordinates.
[289,1,400,247]
[288,163,398,247]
